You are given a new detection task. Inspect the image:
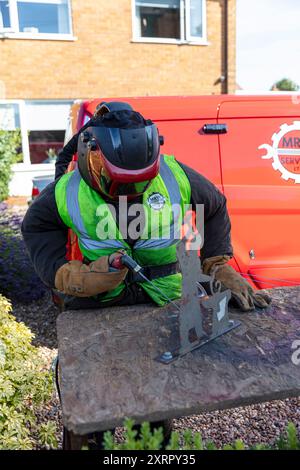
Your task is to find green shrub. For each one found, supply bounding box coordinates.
[0,130,22,202]
[0,294,57,449]
[272,78,299,91]
[38,422,58,449]
[102,418,300,451]
[275,422,300,450]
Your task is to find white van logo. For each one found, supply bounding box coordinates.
[258,121,300,183]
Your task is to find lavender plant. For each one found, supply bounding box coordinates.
[0,205,47,302]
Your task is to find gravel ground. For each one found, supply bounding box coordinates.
[4,202,300,449]
[11,291,300,450]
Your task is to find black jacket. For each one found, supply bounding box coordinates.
[22,126,233,304]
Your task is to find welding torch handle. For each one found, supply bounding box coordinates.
[109,253,142,272]
[119,255,142,272]
[109,253,181,311]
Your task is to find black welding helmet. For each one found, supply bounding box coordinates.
[77,105,162,199]
[93,101,134,118]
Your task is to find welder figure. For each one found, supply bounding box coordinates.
[22,101,271,448]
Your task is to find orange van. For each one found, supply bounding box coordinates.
[65,95,300,289]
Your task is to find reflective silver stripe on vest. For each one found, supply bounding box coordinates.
[66,169,124,251]
[135,156,181,249]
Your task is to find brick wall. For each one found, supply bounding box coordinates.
[227,0,236,94]
[0,0,236,99]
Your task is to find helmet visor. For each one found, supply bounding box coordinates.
[100,167,151,197]
[87,147,159,199]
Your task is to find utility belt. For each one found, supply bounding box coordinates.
[127,261,180,284]
[83,257,180,283]
[55,260,180,311]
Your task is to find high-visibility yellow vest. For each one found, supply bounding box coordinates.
[55,155,191,305]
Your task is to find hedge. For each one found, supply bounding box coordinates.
[0,294,57,449]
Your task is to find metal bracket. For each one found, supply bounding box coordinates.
[157,241,240,364]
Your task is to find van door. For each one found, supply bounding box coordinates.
[154,118,223,188]
[218,97,300,288]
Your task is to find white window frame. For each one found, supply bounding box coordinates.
[0,100,31,167]
[0,0,75,41]
[0,0,14,31]
[185,0,206,43]
[0,99,73,171]
[132,0,208,45]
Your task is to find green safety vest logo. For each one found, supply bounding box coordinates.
[147,192,166,210]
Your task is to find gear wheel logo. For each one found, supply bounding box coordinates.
[258,121,300,183]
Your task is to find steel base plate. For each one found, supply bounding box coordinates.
[156,319,241,364]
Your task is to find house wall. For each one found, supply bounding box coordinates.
[1,0,236,100]
[1,0,236,196]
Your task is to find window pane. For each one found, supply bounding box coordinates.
[29,130,65,164]
[0,104,20,130]
[189,0,203,38]
[24,101,71,164]
[83,114,91,125]
[0,103,23,162]
[136,1,180,39]
[0,1,10,28]
[136,1,180,6]
[24,101,71,130]
[17,1,70,34]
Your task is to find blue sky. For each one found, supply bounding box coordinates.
[236,0,300,91]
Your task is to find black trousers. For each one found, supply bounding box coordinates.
[55,282,153,311]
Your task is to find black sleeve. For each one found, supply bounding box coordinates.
[55,118,95,179]
[21,182,68,288]
[178,161,233,261]
[55,133,79,179]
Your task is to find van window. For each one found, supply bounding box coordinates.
[83,114,91,126]
[64,116,73,146]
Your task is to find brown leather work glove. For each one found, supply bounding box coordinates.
[202,255,272,312]
[54,255,128,297]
